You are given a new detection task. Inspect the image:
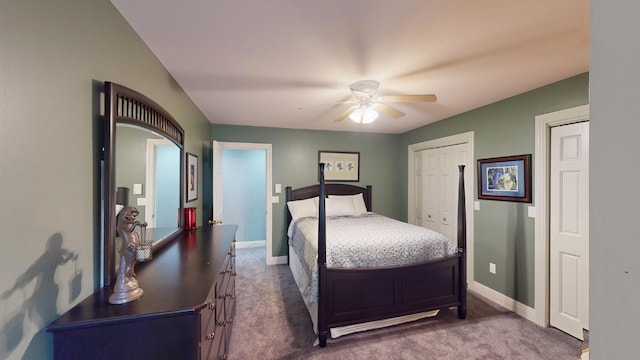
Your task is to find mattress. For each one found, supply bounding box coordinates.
[288,213,458,302]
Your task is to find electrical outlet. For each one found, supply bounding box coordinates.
[489,262,496,274]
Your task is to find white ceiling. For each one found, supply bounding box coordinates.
[111,0,589,134]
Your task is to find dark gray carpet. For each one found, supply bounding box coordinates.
[228,247,585,360]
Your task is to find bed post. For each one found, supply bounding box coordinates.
[317,163,328,347]
[457,164,468,319]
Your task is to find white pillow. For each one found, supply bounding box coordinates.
[329,193,368,215]
[115,204,124,216]
[316,196,357,217]
[287,197,317,220]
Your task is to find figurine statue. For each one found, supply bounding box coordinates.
[109,206,147,304]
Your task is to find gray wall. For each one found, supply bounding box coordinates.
[211,126,402,257]
[401,73,589,307]
[0,1,210,359]
[590,1,640,358]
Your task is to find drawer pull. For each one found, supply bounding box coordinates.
[208,301,216,310]
[205,332,215,341]
[218,318,233,327]
[218,354,227,360]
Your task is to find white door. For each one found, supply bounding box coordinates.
[421,148,440,233]
[212,141,274,264]
[144,138,177,228]
[419,143,468,245]
[550,121,589,340]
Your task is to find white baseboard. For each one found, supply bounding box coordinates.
[235,240,265,249]
[267,255,288,265]
[470,281,537,323]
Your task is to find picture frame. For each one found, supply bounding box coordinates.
[318,151,360,182]
[477,154,531,203]
[186,152,198,202]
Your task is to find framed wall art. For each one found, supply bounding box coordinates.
[318,151,360,182]
[186,152,198,202]
[477,154,531,203]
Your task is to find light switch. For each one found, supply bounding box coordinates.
[137,197,146,206]
[474,201,480,211]
[271,196,280,203]
[528,206,536,218]
[275,183,282,194]
[133,183,143,195]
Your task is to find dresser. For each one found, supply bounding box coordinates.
[47,225,237,360]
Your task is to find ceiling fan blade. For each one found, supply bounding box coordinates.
[372,103,405,119]
[382,94,437,103]
[334,106,357,122]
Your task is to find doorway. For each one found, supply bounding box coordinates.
[213,141,273,264]
[534,105,590,339]
[145,138,179,228]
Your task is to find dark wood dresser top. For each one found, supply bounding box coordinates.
[48,225,237,332]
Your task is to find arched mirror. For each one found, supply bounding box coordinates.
[102,82,184,287]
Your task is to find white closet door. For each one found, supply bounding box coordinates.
[550,121,589,340]
[419,143,468,244]
[421,149,440,233]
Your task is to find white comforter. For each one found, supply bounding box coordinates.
[289,213,458,302]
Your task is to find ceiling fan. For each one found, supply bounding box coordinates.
[335,80,437,123]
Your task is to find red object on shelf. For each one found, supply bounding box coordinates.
[184,207,196,230]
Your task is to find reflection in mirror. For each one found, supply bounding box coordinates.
[116,124,180,240]
[103,81,184,287]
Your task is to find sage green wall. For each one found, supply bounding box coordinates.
[211,74,589,306]
[0,1,210,359]
[400,73,590,306]
[210,126,402,257]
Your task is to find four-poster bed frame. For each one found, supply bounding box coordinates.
[285,163,467,347]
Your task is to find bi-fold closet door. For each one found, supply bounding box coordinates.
[416,143,469,245]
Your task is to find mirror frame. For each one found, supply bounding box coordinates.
[102,81,185,287]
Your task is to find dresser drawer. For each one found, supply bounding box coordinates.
[200,297,216,341]
[201,322,225,360]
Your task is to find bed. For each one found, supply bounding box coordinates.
[285,163,467,347]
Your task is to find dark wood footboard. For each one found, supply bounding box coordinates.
[324,254,463,326]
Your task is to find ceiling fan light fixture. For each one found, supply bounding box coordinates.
[349,105,378,124]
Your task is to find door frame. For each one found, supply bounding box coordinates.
[145,138,174,228]
[534,104,589,327]
[408,131,475,287]
[213,141,273,265]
